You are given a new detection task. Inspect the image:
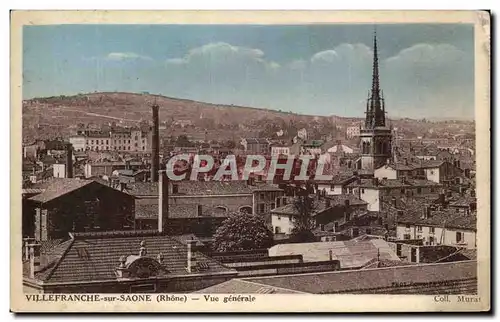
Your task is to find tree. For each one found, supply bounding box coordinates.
[212,212,274,252]
[289,191,316,243]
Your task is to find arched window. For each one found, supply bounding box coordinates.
[239,206,253,214]
[275,226,281,234]
[215,206,228,212]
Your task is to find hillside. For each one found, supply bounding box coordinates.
[22,92,474,143]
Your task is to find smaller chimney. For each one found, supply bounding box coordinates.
[139,241,147,257]
[186,239,196,273]
[27,243,41,279]
[197,205,203,217]
[329,250,333,261]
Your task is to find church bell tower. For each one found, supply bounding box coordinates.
[359,30,392,171]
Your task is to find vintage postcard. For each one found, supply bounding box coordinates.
[10,10,490,312]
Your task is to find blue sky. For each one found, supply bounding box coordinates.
[23,24,474,119]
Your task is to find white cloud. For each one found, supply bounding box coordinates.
[105,52,152,61]
[385,43,466,65]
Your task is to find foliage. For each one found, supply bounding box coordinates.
[212,212,274,252]
[289,192,317,243]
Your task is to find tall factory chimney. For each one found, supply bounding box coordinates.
[151,99,160,182]
[65,143,73,178]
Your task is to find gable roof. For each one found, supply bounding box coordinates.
[28,179,96,203]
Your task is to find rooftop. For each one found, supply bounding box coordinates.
[241,260,477,294]
[397,208,477,231]
[268,239,400,269]
[23,230,236,284]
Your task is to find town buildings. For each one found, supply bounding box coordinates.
[69,126,152,152]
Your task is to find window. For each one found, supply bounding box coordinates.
[348,188,353,194]
[400,188,405,194]
[456,232,463,243]
[361,188,365,193]
[404,234,411,240]
[275,227,281,234]
[431,187,435,193]
[417,188,422,194]
[430,170,434,175]
[106,140,109,145]
[366,228,372,235]
[405,224,410,229]
[259,204,265,213]
[91,140,94,144]
[271,203,276,210]
[430,227,435,234]
[277,215,281,220]
[352,228,359,237]
[417,225,422,232]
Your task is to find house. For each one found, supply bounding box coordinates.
[270,194,367,236]
[240,138,270,155]
[346,126,361,139]
[346,177,443,212]
[374,159,462,184]
[22,230,237,293]
[84,161,144,178]
[395,205,476,249]
[270,145,291,157]
[301,140,324,156]
[26,178,136,241]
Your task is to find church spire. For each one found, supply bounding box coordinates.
[365,28,386,129]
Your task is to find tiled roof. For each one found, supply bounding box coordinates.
[396,208,477,231]
[244,260,477,294]
[193,279,307,294]
[268,239,400,269]
[26,231,235,283]
[449,196,477,208]
[28,179,96,203]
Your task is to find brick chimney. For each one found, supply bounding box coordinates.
[27,243,41,279]
[65,143,73,178]
[158,170,169,233]
[186,239,197,273]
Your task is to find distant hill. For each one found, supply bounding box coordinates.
[21,92,474,143]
